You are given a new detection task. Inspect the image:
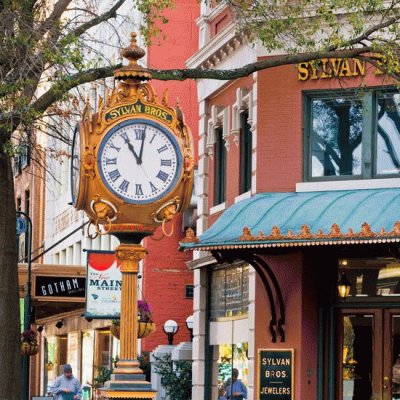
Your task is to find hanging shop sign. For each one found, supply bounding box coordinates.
[258,349,294,400]
[85,250,122,318]
[33,275,86,301]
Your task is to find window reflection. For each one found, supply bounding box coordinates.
[338,258,400,297]
[210,342,249,400]
[376,93,400,175]
[341,315,373,400]
[311,97,363,177]
[210,264,249,319]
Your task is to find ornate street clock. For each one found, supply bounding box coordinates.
[71,33,194,399]
[71,33,194,237]
[98,119,181,204]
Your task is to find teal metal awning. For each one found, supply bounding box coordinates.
[180,188,400,251]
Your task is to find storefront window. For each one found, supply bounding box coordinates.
[210,264,249,319]
[210,342,248,400]
[338,257,400,297]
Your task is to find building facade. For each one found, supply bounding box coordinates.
[15,1,199,398]
[183,3,400,400]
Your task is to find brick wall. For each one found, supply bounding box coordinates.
[142,0,200,350]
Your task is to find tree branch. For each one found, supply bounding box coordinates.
[1,45,394,128]
[150,47,375,81]
[69,0,128,38]
[327,10,400,51]
[31,64,118,113]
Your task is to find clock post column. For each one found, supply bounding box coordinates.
[102,239,156,399]
[115,243,144,367]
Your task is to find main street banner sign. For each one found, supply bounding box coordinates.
[85,250,122,318]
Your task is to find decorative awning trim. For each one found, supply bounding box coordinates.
[180,189,400,251]
[182,237,400,251]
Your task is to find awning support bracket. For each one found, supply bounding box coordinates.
[211,250,285,343]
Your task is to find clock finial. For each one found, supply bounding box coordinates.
[114,32,152,82]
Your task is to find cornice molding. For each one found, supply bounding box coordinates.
[186,22,246,70]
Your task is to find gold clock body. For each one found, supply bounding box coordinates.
[75,79,194,234]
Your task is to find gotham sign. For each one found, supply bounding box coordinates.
[35,276,86,298]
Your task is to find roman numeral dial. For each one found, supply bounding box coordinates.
[98,120,182,204]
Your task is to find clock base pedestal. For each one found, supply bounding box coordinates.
[101,360,156,399]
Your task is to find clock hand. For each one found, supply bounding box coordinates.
[122,135,140,163]
[138,127,146,165]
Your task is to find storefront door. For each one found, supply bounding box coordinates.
[338,308,400,400]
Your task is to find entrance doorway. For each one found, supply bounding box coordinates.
[338,308,400,400]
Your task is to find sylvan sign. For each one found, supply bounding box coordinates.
[296,57,393,81]
[258,349,294,400]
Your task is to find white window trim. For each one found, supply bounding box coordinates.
[296,178,400,192]
[206,105,231,156]
[235,190,252,203]
[232,88,253,146]
[210,202,226,215]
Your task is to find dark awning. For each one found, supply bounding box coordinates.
[180,188,400,251]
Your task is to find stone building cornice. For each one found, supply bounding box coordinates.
[186,22,246,70]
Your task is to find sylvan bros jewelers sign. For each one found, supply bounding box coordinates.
[34,275,85,300]
[258,349,294,400]
[85,250,122,318]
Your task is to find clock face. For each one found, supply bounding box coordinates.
[70,124,81,206]
[98,119,182,204]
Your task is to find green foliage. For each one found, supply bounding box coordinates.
[93,366,112,389]
[93,357,119,388]
[138,351,152,381]
[136,0,175,44]
[152,353,192,400]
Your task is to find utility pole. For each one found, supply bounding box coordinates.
[17,210,33,400]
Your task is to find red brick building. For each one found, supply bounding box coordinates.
[183,3,400,400]
[141,0,199,350]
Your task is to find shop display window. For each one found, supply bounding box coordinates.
[95,329,111,369]
[304,88,400,180]
[210,264,249,319]
[209,342,249,400]
[44,335,67,394]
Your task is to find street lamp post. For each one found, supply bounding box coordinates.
[17,210,33,400]
[163,320,179,345]
[185,315,194,342]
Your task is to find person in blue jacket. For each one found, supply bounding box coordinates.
[50,364,82,400]
[225,368,247,400]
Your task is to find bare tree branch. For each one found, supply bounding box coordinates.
[69,0,128,38]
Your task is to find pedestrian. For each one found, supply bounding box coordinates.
[225,368,247,400]
[50,364,83,400]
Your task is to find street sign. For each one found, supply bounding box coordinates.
[16,216,27,236]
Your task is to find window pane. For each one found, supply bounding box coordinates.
[311,97,362,177]
[210,264,249,319]
[341,315,373,400]
[210,343,248,400]
[338,258,400,297]
[376,93,400,176]
[214,127,226,205]
[391,316,400,399]
[240,111,252,194]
